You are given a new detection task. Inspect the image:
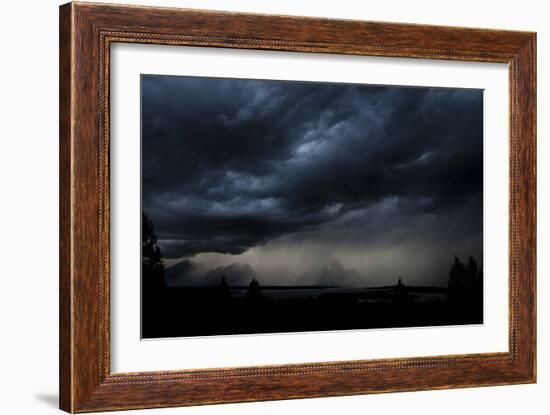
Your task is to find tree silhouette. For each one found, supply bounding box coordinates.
[245,278,262,298]
[142,211,165,291]
[396,276,404,289]
[219,275,230,296]
[448,256,467,301]
[395,276,408,303]
[467,256,479,280]
[447,255,482,310]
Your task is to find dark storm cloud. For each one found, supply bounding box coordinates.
[141,75,482,260]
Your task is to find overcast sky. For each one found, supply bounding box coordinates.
[142,75,483,286]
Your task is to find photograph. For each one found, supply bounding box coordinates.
[141,75,484,338]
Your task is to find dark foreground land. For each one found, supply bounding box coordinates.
[142,283,483,338]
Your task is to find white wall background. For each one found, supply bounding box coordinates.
[0,0,546,414]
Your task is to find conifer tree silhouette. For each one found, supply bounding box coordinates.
[219,275,230,296]
[245,278,262,298]
[447,255,483,309]
[142,211,165,291]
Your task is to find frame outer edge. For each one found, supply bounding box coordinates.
[70,1,103,412]
[508,33,537,383]
[59,2,75,413]
[532,33,537,383]
[519,33,537,382]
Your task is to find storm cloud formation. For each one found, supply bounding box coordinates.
[142,75,483,286]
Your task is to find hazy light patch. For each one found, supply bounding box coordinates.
[322,202,344,216]
[207,196,282,216]
[394,149,437,170]
[223,170,266,192]
[292,134,335,161]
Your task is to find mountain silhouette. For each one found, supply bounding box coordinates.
[165,259,366,287]
[202,263,258,286]
[164,261,258,286]
[164,259,195,286]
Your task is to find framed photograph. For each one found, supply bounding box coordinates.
[59,2,536,412]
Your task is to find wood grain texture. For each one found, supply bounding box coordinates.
[59,3,73,412]
[59,2,536,412]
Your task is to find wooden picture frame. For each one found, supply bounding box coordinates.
[59,2,536,412]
